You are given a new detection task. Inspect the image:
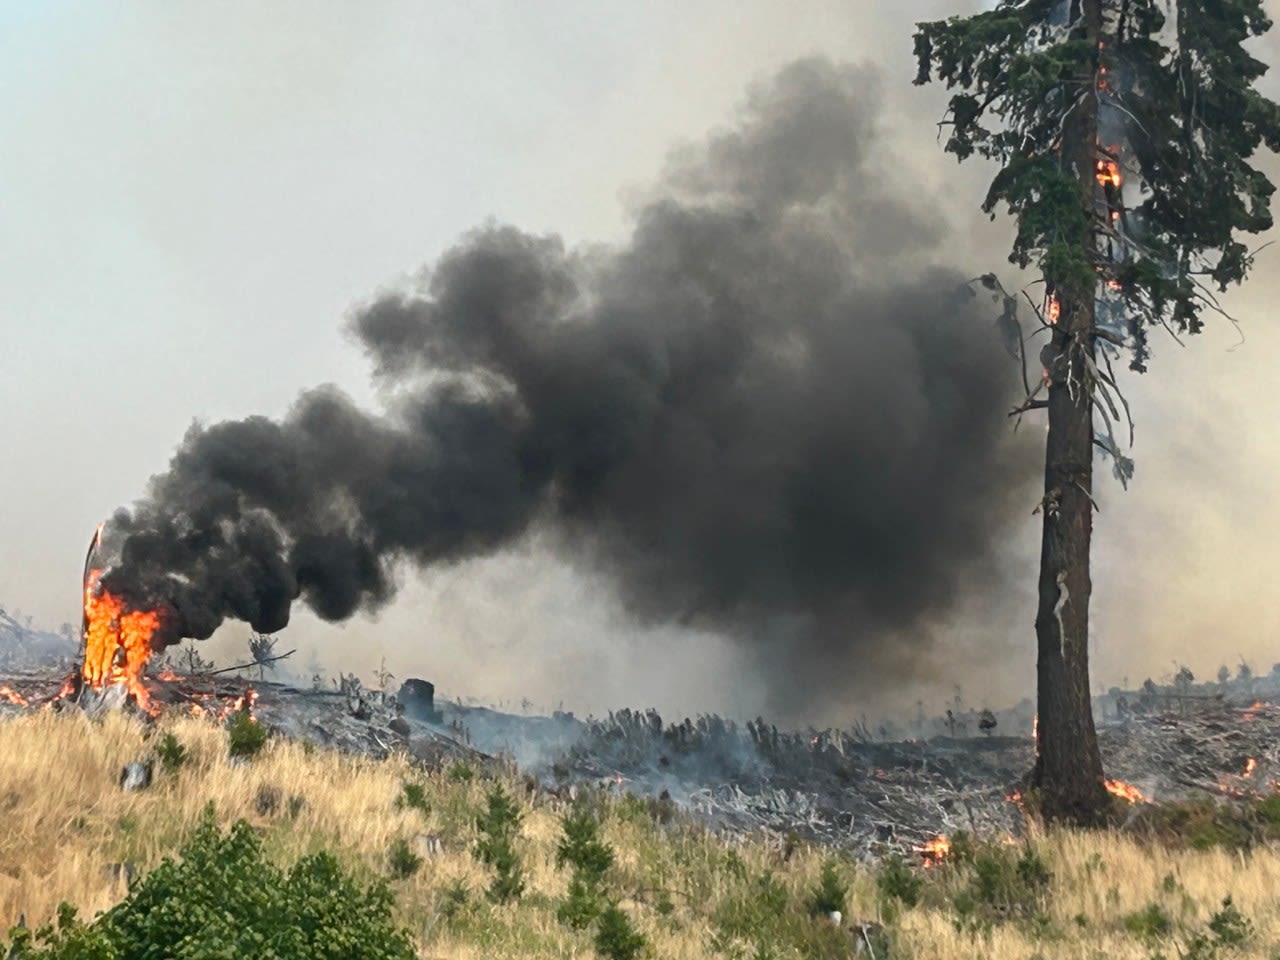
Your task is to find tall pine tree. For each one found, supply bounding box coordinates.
[914,0,1280,823]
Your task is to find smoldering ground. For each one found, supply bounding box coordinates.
[102,58,1041,709]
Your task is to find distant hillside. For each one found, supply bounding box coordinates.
[0,604,76,669]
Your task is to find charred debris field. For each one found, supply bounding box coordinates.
[9,648,1280,959]
[4,655,1280,862]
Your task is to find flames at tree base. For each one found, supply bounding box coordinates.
[1104,778,1150,805]
[82,569,164,715]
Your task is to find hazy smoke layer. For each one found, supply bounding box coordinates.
[104,59,1038,695]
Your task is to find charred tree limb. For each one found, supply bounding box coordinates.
[197,649,297,678]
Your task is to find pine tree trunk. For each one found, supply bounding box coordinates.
[1030,0,1110,824]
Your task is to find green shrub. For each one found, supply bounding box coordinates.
[1207,896,1251,947]
[1253,793,1280,827]
[877,855,922,908]
[557,807,615,880]
[154,732,187,772]
[1141,798,1253,851]
[613,792,642,821]
[654,890,675,916]
[2,903,114,960]
[808,859,848,917]
[3,806,415,959]
[594,904,647,960]
[713,873,789,941]
[1123,902,1172,941]
[943,840,1052,932]
[474,785,525,903]
[711,868,853,960]
[1179,897,1254,960]
[438,878,471,923]
[386,837,422,879]
[448,762,475,783]
[1015,848,1052,891]
[555,806,615,929]
[395,780,431,816]
[557,874,604,930]
[226,708,267,760]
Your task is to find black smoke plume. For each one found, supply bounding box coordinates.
[103,59,1039,699]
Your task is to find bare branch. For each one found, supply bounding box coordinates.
[199,649,297,677]
[1099,349,1135,447]
[1009,398,1049,417]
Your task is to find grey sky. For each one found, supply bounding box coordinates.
[4,2,1279,722]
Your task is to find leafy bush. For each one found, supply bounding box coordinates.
[3,903,114,960]
[448,762,475,782]
[557,807,615,880]
[945,840,1052,933]
[713,873,789,941]
[594,904,647,960]
[1252,793,1280,827]
[395,780,431,816]
[1179,896,1254,960]
[154,732,187,772]
[557,874,605,930]
[808,859,848,917]
[1123,902,1172,941]
[876,855,922,908]
[1139,797,1255,851]
[711,869,850,960]
[1206,896,1251,947]
[3,807,415,959]
[226,707,267,760]
[474,785,525,903]
[438,878,471,923]
[555,806,615,929]
[386,837,422,879]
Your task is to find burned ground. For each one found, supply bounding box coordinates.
[2,663,1278,863]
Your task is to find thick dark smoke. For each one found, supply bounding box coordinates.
[104,59,1039,699]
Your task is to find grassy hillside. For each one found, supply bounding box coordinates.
[2,710,1280,958]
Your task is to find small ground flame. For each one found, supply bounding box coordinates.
[919,834,951,868]
[222,688,259,720]
[1104,778,1150,804]
[1244,757,1258,778]
[0,686,29,707]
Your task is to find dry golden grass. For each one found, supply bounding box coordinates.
[2,709,1280,958]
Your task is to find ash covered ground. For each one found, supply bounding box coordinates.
[3,624,1279,862]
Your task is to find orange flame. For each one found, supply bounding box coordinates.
[221,688,259,721]
[1245,757,1258,778]
[919,834,951,868]
[1045,298,1060,324]
[1104,778,1150,804]
[1095,159,1122,189]
[82,570,163,713]
[0,686,29,707]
